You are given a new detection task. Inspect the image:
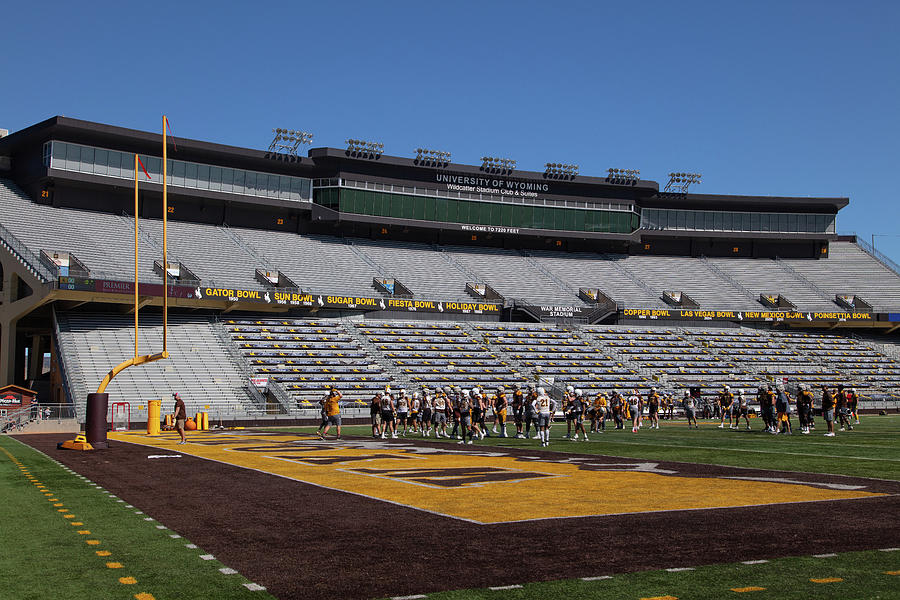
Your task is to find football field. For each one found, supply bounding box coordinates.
[3,414,899,599]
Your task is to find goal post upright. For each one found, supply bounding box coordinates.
[162,114,168,355]
[92,118,173,406]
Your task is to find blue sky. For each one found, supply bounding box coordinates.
[4,0,899,262]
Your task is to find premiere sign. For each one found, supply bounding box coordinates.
[58,277,501,315]
[623,308,879,324]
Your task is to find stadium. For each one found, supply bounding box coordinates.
[2,116,899,600]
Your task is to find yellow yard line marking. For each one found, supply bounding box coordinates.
[810,577,843,583]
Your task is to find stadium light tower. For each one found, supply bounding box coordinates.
[664,172,702,194]
[346,138,385,158]
[415,147,451,167]
[268,128,314,155]
[606,168,641,185]
[544,162,579,180]
[480,156,517,174]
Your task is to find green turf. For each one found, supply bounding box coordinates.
[0,435,275,600]
[278,414,900,481]
[384,548,900,600]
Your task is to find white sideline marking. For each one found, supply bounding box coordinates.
[134,511,143,514]
[185,544,198,549]
[726,476,865,491]
[200,554,215,560]
[243,583,267,591]
[116,499,124,503]
[813,553,837,558]
[666,567,695,572]
[169,534,181,538]
[490,584,523,590]
[148,454,182,459]
[605,438,900,462]
[144,517,154,521]
[879,547,899,552]
[219,567,237,575]
[156,525,166,529]
[582,576,612,581]
[125,505,133,508]
[742,560,769,565]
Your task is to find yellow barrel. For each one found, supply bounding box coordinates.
[201,412,209,430]
[147,399,161,435]
[165,413,174,428]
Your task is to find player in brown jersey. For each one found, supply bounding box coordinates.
[563,385,576,439]
[796,384,814,434]
[471,388,488,440]
[569,389,589,441]
[610,390,624,429]
[370,391,383,438]
[717,385,733,429]
[524,385,539,439]
[511,384,526,438]
[848,387,860,425]
[646,388,661,430]
[835,386,853,431]
[456,389,474,445]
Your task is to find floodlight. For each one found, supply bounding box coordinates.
[545,162,579,178]
[415,147,452,166]
[346,138,385,158]
[664,171,702,194]
[606,167,640,185]
[268,127,314,155]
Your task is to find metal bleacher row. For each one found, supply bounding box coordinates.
[4,177,898,311]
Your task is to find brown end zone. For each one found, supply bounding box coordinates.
[15,433,900,600]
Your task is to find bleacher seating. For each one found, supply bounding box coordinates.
[224,318,391,405]
[0,179,160,281]
[139,220,265,290]
[529,251,664,307]
[475,322,651,395]
[782,243,900,312]
[231,228,378,297]
[586,326,760,398]
[4,179,899,313]
[706,257,835,311]
[444,246,586,306]
[56,312,252,418]
[616,255,759,309]
[354,321,526,391]
[351,239,472,300]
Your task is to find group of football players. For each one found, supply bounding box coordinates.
[355,380,861,444]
